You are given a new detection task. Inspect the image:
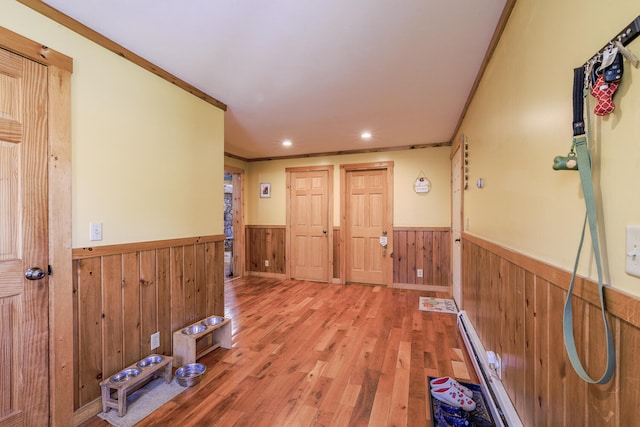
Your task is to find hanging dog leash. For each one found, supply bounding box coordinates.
[554,14,640,385]
[559,66,615,384]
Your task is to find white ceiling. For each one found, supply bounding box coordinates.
[43,0,507,160]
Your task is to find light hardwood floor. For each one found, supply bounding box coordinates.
[80,276,478,426]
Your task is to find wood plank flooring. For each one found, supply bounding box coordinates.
[79,276,478,426]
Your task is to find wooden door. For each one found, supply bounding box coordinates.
[344,167,392,285]
[0,48,49,426]
[288,168,332,282]
[451,143,463,305]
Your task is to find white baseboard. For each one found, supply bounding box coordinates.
[457,310,523,427]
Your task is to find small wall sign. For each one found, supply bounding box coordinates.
[414,176,431,194]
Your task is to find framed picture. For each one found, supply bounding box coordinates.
[260,183,271,198]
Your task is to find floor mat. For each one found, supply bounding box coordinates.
[428,377,495,427]
[98,377,185,427]
[419,297,458,314]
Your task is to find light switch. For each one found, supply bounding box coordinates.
[626,225,640,277]
[90,222,103,241]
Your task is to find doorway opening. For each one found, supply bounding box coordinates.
[224,173,234,278]
[223,166,245,280]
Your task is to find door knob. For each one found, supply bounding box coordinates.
[323,229,327,234]
[25,267,47,280]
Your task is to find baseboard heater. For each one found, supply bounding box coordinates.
[457,310,523,427]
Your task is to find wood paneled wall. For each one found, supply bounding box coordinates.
[72,235,225,410]
[462,233,640,427]
[248,226,450,286]
[245,226,286,275]
[333,228,341,279]
[393,227,450,286]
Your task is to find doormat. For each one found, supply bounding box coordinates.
[98,377,185,427]
[428,377,495,427]
[419,297,458,314]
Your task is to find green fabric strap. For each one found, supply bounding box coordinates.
[562,135,616,384]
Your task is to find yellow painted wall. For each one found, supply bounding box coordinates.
[459,0,640,295]
[244,147,451,227]
[3,1,225,247]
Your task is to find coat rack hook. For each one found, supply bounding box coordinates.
[584,16,640,68]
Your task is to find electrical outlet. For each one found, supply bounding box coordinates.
[487,350,502,380]
[264,259,270,267]
[151,331,160,350]
[417,269,423,278]
[89,222,103,241]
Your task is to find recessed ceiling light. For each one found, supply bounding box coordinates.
[282,139,292,147]
[361,131,372,140]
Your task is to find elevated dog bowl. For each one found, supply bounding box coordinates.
[201,316,225,327]
[182,324,207,335]
[175,363,206,387]
[110,368,141,383]
[136,355,164,368]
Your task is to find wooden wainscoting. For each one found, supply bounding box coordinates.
[393,227,450,290]
[333,227,341,281]
[245,225,286,277]
[245,226,451,287]
[333,227,450,287]
[462,233,640,427]
[71,235,225,415]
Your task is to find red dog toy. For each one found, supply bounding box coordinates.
[591,74,619,116]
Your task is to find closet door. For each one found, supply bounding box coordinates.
[343,163,393,286]
[0,47,50,426]
[288,167,331,282]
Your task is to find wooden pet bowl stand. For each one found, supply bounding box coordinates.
[99,354,173,417]
[172,316,232,367]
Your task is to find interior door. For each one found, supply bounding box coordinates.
[345,168,390,285]
[289,169,330,282]
[0,49,49,425]
[451,143,463,306]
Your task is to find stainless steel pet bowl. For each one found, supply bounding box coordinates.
[201,316,225,327]
[181,324,207,335]
[136,354,164,368]
[110,368,141,383]
[175,363,206,387]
